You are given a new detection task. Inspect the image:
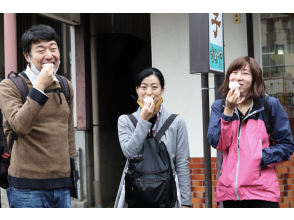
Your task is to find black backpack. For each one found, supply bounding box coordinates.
[220,95,273,144]
[124,114,178,208]
[0,71,71,189]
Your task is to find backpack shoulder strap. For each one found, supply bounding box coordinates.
[7,71,30,151]
[221,99,225,112]
[261,95,274,145]
[127,114,138,128]
[155,114,178,140]
[55,74,71,107]
[8,72,29,104]
[19,71,30,81]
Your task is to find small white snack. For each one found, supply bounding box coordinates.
[143,97,153,103]
[42,63,58,81]
[42,63,54,68]
[229,81,241,89]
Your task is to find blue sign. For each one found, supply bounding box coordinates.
[209,43,223,71]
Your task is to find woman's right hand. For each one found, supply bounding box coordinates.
[140,99,155,121]
[224,87,245,116]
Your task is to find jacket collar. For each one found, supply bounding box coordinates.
[249,97,264,114]
[229,97,264,116]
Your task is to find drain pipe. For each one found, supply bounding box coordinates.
[90,13,102,208]
[4,13,17,78]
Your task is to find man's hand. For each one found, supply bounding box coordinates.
[34,64,55,91]
[140,99,155,121]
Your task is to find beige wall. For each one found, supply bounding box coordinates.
[224,13,248,68]
[151,13,248,157]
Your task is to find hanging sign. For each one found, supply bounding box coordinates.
[209,13,224,72]
[189,13,225,75]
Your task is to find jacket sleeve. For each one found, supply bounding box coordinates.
[175,116,191,207]
[0,79,49,137]
[207,100,237,151]
[67,80,77,169]
[262,97,294,167]
[117,114,151,159]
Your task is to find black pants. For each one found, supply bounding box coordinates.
[223,200,279,208]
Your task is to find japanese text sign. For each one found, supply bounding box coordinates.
[209,13,224,72]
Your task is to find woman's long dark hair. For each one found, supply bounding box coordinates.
[219,56,265,99]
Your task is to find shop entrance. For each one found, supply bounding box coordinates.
[93,13,152,206]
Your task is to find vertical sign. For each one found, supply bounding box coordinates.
[209,13,224,72]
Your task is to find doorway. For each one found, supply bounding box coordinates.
[93,13,152,205]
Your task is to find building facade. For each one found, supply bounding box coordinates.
[150,13,294,208]
[1,13,294,208]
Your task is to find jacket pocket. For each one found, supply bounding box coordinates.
[218,175,232,187]
[238,134,263,187]
[218,149,234,187]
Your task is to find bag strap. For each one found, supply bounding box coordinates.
[155,114,178,140]
[8,72,29,104]
[55,74,71,107]
[125,115,138,168]
[19,71,30,81]
[127,115,138,128]
[261,95,274,146]
[7,71,30,151]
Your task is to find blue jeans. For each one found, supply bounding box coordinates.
[7,186,71,208]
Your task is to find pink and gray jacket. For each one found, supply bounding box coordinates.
[207,97,294,202]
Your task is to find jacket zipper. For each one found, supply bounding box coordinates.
[234,106,256,201]
[259,138,262,176]
[234,109,241,201]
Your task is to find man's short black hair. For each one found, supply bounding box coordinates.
[21,24,60,57]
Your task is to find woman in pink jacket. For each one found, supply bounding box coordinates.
[207,56,294,208]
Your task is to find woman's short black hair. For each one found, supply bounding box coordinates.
[21,24,60,57]
[136,68,165,88]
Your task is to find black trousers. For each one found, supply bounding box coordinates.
[223,200,279,208]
